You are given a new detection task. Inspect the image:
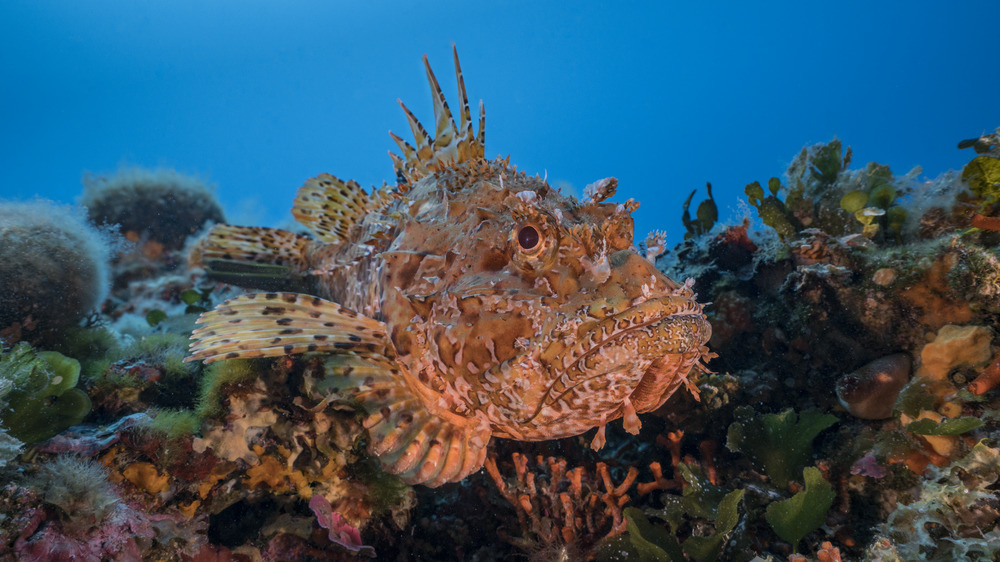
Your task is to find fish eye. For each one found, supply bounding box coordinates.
[517,225,540,251]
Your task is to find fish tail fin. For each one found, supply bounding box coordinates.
[185,292,387,363]
[192,224,315,291]
[331,358,490,487]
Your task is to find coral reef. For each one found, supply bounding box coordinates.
[6,120,1000,560]
[0,200,113,346]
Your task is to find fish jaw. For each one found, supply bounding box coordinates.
[482,290,711,441]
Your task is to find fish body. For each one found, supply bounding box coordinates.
[188,48,712,486]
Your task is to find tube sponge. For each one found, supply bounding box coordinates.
[0,200,112,344]
[81,167,225,251]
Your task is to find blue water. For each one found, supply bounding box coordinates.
[1,1,998,246]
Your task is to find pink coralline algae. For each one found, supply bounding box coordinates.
[14,500,154,562]
[309,494,375,558]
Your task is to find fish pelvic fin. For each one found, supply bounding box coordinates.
[185,292,388,364]
[332,359,491,487]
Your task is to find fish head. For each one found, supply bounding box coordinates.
[381,164,712,441]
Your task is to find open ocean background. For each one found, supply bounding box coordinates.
[2,1,998,245]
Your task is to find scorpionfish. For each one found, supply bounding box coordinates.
[187,47,712,487]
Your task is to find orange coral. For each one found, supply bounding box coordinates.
[484,453,637,551]
[636,461,678,495]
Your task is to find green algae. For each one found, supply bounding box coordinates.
[195,358,261,419]
[904,416,983,436]
[764,466,834,552]
[726,407,837,488]
[143,408,202,440]
[0,343,91,444]
[682,183,719,238]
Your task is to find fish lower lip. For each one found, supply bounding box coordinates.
[580,296,706,356]
[539,297,710,398]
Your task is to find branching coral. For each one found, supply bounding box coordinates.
[484,452,638,551]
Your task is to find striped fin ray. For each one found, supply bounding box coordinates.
[196,225,312,272]
[389,46,486,188]
[186,293,387,364]
[292,174,373,244]
[334,360,491,487]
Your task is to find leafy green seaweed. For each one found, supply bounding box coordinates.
[726,407,837,488]
[681,488,744,562]
[764,466,835,552]
[905,416,984,436]
[0,343,91,443]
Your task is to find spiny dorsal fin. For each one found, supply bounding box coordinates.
[389,46,486,189]
[196,224,312,272]
[185,292,387,364]
[292,174,372,244]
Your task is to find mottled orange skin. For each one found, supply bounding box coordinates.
[310,162,712,444]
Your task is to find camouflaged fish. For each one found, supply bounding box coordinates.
[187,47,712,487]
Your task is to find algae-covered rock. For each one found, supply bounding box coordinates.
[81,167,225,251]
[879,442,1000,560]
[0,200,113,345]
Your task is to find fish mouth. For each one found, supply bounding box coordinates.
[532,295,711,419]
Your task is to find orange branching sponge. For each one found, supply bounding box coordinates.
[969,351,1000,395]
[484,453,638,551]
[636,461,679,495]
[698,439,719,485]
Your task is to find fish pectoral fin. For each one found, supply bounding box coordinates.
[292,173,396,244]
[347,367,491,487]
[195,224,313,271]
[185,292,387,364]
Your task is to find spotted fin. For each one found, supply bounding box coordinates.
[194,225,315,291]
[292,174,376,244]
[185,292,387,364]
[197,225,312,271]
[316,352,491,487]
[389,46,486,188]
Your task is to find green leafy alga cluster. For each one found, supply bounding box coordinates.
[726,407,837,488]
[0,342,91,444]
